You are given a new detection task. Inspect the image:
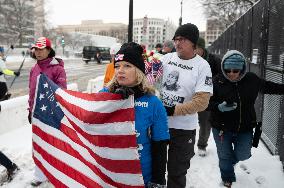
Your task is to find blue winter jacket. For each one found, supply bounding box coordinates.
[100,88,169,185]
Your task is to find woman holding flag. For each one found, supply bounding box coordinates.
[28,37,67,186]
[102,42,169,188]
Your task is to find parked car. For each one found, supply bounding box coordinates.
[82,46,111,64]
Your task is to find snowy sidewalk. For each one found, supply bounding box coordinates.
[1,126,284,188]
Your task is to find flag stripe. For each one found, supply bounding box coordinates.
[34,142,143,188]
[33,151,85,188]
[60,123,142,173]
[33,118,139,161]
[57,93,135,124]
[66,116,137,148]
[60,110,136,136]
[33,121,143,184]
[56,89,134,113]
[33,144,110,188]
[64,90,122,101]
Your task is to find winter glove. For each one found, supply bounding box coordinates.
[14,71,20,77]
[114,86,134,99]
[28,112,32,124]
[218,101,237,112]
[164,105,175,116]
[147,182,166,188]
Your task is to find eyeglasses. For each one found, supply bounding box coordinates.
[224,69,240,74]
[173,37,187,43]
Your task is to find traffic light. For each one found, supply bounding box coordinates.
[61,35,65,47]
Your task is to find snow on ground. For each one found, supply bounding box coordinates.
[1,125,284,188]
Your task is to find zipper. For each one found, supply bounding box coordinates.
[236,82,242,131]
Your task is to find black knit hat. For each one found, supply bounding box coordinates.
[173,23,199,45]
[114,42,145,74]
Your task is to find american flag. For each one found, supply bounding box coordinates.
[32,74,144,188]
[145,58,163,85]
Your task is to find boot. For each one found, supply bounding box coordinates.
[7,163,19,182]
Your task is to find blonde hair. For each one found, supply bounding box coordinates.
[107,67,156,95]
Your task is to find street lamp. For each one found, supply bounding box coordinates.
[128,0,133,42]
[179,0,183,26]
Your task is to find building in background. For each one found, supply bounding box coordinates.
[56,20,128,43]
[133,16,177,50]
[205,19,225,47]
[199,31,205,41]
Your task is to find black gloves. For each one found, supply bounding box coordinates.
[151,140,168,187]
[28,112,32,124]
[114,86,134,99]
[164,105,175,116]
[14,71,20,77]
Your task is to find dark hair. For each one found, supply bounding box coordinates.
[31,47,55,59]
[155,43,162,48]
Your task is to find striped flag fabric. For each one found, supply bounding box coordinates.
[32,74,144,188]
[145,57,163,85]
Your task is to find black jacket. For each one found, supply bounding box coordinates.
[203,49,221,77]
[208,72,284,132]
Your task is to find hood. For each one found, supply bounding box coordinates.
[38,57,64,68]
[221,50,247,82]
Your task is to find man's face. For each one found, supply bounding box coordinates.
[173,36,195,58]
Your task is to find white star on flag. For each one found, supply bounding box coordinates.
[43,82,48,88]
[39,93,45,100]
[40,104,47,111]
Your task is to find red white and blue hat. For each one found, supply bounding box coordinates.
[31,37,52,49]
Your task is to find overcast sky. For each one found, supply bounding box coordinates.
[45,0,206,31]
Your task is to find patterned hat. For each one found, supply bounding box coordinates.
[31,37,52,49]
[223,54,245,70]
[115,42,145,74]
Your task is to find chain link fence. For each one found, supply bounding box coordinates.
[208,0,284,169]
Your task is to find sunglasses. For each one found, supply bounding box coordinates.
[224,69,240,74]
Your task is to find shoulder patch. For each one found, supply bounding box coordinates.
[205,76,213,86]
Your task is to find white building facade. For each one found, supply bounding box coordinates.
[133,16,177,50]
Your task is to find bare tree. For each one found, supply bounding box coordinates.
[0,0,45,47]
[199,0,258,28]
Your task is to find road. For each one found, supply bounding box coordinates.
[5,57,108,98]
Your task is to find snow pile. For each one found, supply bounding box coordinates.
[1,125,284,188]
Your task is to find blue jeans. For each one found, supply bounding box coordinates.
[212,128,253,182]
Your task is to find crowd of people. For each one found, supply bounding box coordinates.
[1,22,284,188]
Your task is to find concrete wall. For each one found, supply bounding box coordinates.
[0,75,105,136]
[0,83,79,136]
